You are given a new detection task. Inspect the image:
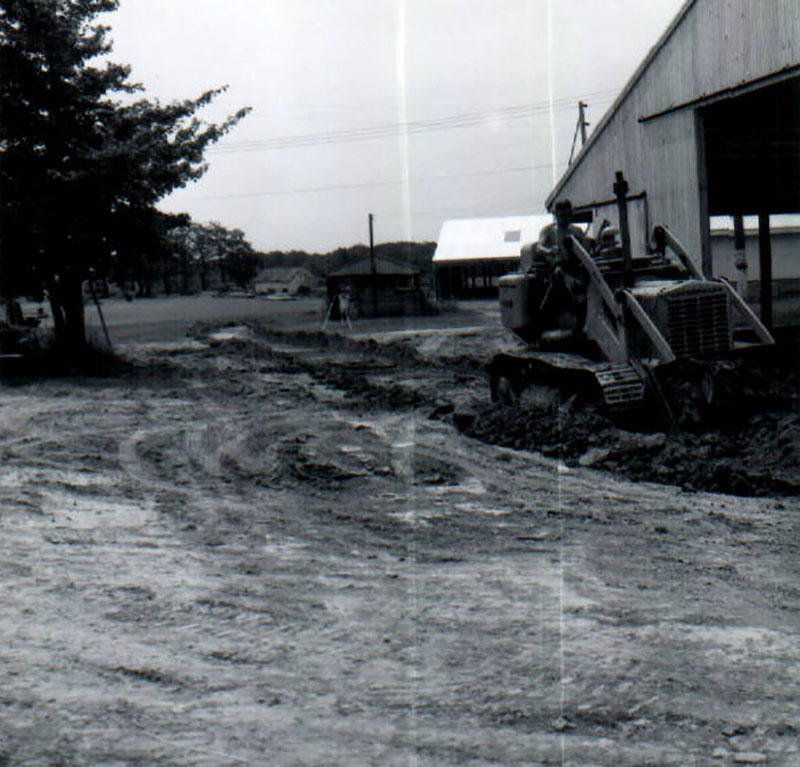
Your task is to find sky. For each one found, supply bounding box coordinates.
[104,0,687,253]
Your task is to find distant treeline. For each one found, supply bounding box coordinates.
[97,237,439,299]
[259,241,437,277]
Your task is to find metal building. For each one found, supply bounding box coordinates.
[546,0,800,329]
[433,215,552,299]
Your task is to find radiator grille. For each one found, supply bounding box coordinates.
[666,285,730,357]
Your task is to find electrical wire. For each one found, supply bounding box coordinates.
[208,89,619,154]
[172,160,569,201]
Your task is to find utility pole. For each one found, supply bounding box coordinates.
[368,213,377,317]
[578,101,588,146]
[369,213,375,273]
[568,101,590,165]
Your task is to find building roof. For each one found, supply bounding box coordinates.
[432,215,552,264]
[253,266,317,284]
[546,0,800,209]
[328,256,419,278]
[546,0,697,207]
[711,214,800,235]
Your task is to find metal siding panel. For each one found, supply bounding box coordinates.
[550,0,797,260]
[626,0,797,118]
[559,108,704,263]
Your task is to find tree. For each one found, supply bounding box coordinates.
[168,221,258,293]
[0,0,249,348]
[111,208,190,297]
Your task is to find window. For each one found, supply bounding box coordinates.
[504,230,521,242]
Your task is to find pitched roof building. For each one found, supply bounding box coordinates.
[325,256,425,318]
[546,0,800,327]
[432,215,552,299]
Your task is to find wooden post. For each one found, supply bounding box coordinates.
[578,101,588,146]
[614,171,634,288]
[695,111,713,277]
[369,213,376,317]
[733,213,748,297]
[757,212,773,330]
[733,214,746,252]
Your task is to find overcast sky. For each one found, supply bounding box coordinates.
[105,0,685,253]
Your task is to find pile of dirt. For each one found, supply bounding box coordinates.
[192,324,799,498]
[458,350,800,498]
[14,318,796,499]
[460,399,800,496]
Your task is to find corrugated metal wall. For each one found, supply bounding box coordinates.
[548,0,800,266]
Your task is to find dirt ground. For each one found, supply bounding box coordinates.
[1,297,799,766]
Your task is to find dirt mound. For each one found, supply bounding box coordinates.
[187,323,800,498]
[20,319,795,499]
[651,350,799,430]
[459,349,800,498]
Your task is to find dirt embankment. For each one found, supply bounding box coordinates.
[214,324,800,498]
[455,348,800,498]
[5,316,799,499]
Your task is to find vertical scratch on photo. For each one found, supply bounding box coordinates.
[557,379,567,766]
[399,416,420,767]
[547,0,558,188]
[396,6,418,762]
[396,0,413,243]
[548,5,566,760]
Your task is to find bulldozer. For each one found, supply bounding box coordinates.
[490,173,775,422]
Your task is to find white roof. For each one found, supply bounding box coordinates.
[433,214,552,263]
[710,214,800,233]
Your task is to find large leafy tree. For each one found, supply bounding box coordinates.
[111,208,190,297]
[170,221,258,291]
[0,0,249,347]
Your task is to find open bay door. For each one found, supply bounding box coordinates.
[699,74,800,330]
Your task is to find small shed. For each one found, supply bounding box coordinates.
[325,256,424,318]
[433,215,552,299]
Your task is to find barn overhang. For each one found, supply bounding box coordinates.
[696,73,800,328]
[542,0,800,330]
[699,74,800,217]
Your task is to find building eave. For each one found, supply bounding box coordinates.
[545,0,698,210]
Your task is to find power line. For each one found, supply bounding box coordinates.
[172,160,565,201]
[212,97,613,152]
[208,90,619,154]
[411,194,549,218]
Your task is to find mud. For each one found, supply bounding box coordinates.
[229,323,800,497]
[460,349,800,498]
[0,306,798,766]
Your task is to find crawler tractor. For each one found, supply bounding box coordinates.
[490,174,775,419]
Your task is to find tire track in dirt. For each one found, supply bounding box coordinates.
[156,341,575,764]
[2,328,800,766]
[0,373,304,766]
